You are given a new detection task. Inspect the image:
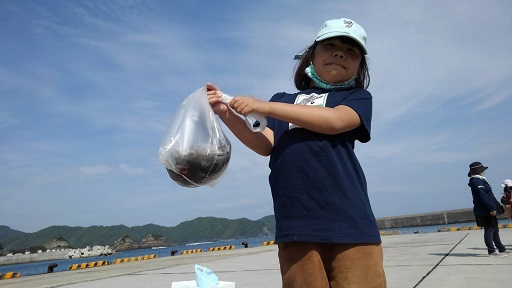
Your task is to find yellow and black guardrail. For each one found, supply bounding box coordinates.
[262,240,275,246]
[181,249,203,255]
[208,245,235,251]
[438,223,512,232]
[68,254,158,270]
[0,272,20,280]
[380,230,401,236]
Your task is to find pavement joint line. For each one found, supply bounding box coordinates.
[412,232,469,288]
[137,268,281,276]
[398,243,454,248]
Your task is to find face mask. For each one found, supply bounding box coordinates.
[305,64,355,90]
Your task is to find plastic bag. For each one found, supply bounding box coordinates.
[171,281,235,288]
[159,87,231,188]
[195,264,219,287]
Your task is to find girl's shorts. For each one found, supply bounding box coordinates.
[278,241,386,288]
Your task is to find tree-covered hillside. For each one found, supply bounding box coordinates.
[0,215,275,250]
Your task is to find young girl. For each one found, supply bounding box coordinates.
[207,18,386,288]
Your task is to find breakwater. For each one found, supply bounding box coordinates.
[0,251,68,266]
[376,207,508,229]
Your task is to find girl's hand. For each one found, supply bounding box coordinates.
[206,83,229,117]
[230,96,269,117]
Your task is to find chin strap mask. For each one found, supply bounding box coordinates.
[305,64,355,90]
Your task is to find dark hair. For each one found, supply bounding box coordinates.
[293,38,370,91]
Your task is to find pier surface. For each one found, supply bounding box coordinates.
[1,228,511,287]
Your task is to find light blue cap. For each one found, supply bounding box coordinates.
[315,18,368,55]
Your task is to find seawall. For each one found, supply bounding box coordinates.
[376,207,508,229]
[0,251,69,266]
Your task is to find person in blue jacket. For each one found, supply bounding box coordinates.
[207,17,385,288]
[467,161,510,257]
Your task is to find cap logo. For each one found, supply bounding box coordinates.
[343,20,354,28]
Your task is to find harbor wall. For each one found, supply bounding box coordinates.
[376,207,508,229]
[0,251,68,266]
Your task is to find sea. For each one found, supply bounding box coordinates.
[2,219,512,278]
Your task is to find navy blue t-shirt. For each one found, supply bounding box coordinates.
[267,88,381,244]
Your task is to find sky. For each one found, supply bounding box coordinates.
[1,0,512,233]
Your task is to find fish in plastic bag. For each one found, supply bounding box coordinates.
[159,87,231,188]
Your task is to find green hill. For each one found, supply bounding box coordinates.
[0,216,275,250]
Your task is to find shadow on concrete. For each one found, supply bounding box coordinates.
[467,247,488,251]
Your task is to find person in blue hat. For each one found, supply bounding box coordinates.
[207,17,385,287]
[467,161,511,257]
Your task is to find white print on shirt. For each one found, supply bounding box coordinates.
[289,92,328,130]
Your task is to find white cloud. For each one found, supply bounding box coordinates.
[119,164,149,175]
[78,165,112,176]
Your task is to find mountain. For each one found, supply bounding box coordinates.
[0,216,276,250]
[0,225,25,240]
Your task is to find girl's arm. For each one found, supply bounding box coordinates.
[230,97,361,135]
[207,83,273,156]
